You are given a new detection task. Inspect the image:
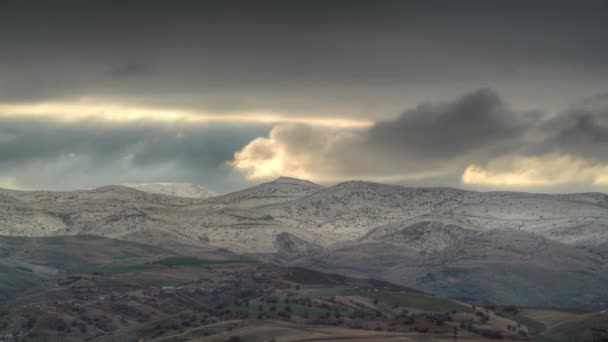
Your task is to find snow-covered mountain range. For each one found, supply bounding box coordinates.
[1,177,607,307]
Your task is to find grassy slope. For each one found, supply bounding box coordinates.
[297,286,473,313]
[0,235,235,301]
[0,262,44,302]
[542,312,608,342]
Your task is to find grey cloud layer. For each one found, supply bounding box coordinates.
[367,89,532,159]
[1,1,607,117]
[369,90,608,166]
[232,88,608,191]
[541,109,608,159]
[327,89,539,175]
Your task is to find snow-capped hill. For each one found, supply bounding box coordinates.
[260,181,608,245]
[201,177,323,208]
[123,182,216,199]
[271,176,322,187]
[3,179,605,249]
[364,220,468,253]
[261,183,471,242]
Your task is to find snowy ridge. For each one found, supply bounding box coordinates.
[123,182,216,198]
[0,177,607,252]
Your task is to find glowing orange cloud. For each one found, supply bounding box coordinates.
[462,154,608,187]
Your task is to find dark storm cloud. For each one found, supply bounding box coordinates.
[232,87,608,190]
[363,90,608,170]
[1,0,607,116]
[107,62,152,79]
[320,89,542,178]
[367,88,533,159]
[536,106,608,160]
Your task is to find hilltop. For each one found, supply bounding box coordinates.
[123,182,217,199]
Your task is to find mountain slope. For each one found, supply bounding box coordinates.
[201,176,323,209]
[259,181,608,245]
[285,220,608,308]
[123,182,216,198]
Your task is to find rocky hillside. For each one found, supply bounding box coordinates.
[283,220,608,308]
[259,181,608,246]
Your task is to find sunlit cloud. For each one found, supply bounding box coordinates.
[462,154,608,187]
[229,125,320,181]
[0,175,26,190]
[229,123,452,184]
[0,100,373,128]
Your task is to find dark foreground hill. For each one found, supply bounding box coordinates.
[0,235,546,341]
[274,221,608,309]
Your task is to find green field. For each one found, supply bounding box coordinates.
[15,266,33,272]
[112,251,141,260]
[154,257,246,267]
[297,287,472,313]
[85,264,154,275]
[376,292,473,313]
[57,275,82,286]
[37,236,65,245]
[512,313,546,335]
[230,300,331,318]
[78,257,248,275]
[0,262,43,302]
[296,287,362,298]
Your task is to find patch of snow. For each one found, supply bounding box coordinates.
[123,182,216,198]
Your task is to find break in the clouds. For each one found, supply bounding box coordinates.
[0,1,607,192]
[0,117,266,192]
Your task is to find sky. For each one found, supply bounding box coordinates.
[1,0,608,193]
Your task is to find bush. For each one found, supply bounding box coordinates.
[48,317,68,331]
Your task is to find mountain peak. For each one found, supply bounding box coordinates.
[90,185,138,193]
[270,176,323,188]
